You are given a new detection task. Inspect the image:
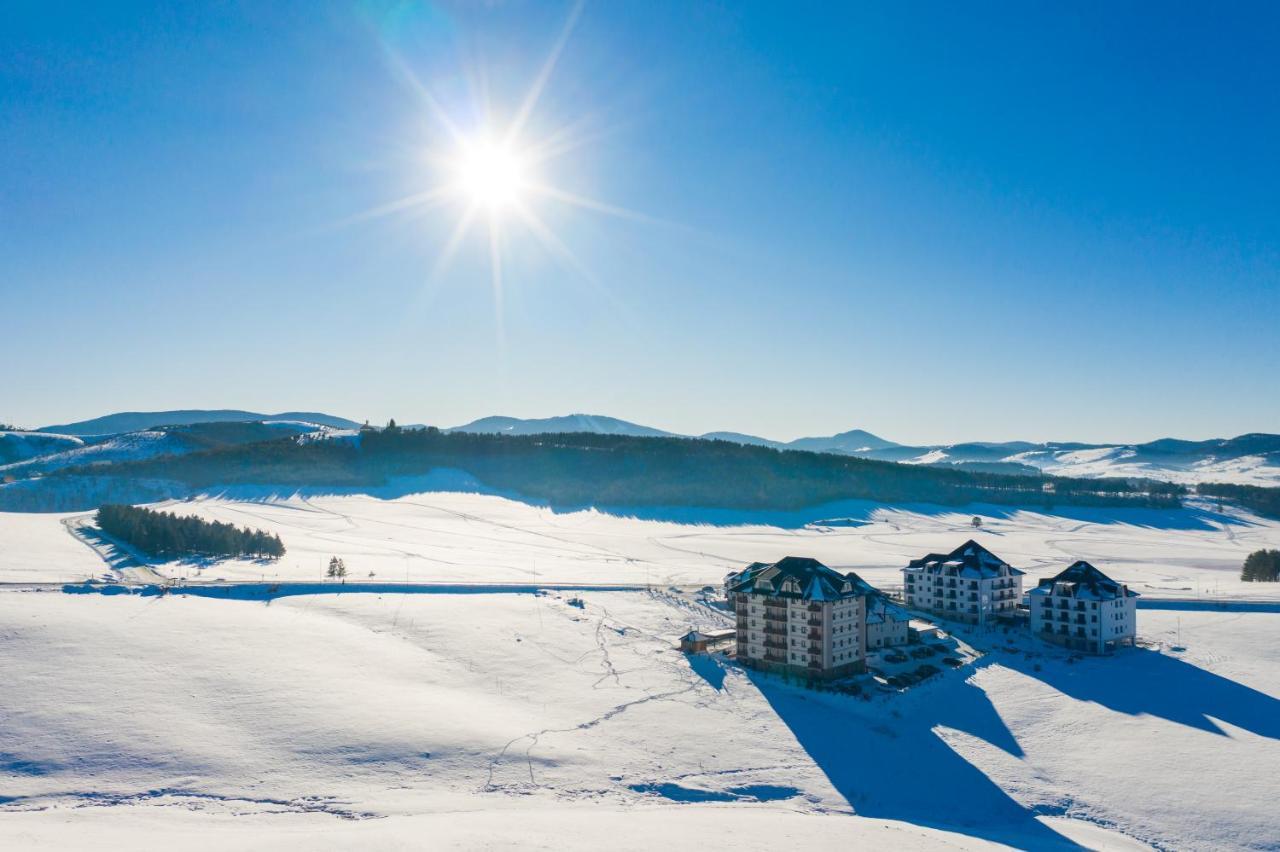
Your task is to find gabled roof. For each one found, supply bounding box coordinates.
[903,539,1025,578]
[1030,560,1137,600]
[866,594,912,625]
[727,556,876,601]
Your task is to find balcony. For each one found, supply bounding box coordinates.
[763,623,786,636]
[807,629,822,640]
[807,603,823,613]
[808,642,822,653]
[806,617,823,627]
[764,638,787,650]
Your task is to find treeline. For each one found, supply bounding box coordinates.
[1241,549,1280,582]
[71,428,1185,513]
[96,503,285,559]
[1197,482,1280,521]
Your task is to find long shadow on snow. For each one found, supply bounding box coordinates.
[1007,647,1280,740]
[204,476,1245,533]
[2,468,1248,532]
[748,671,1083,849]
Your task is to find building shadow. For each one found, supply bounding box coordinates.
[686,653,727,691]
[1004,647,1280,740]
[747,672,1085,849]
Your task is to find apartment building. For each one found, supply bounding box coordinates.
[901,540,1024,624]
[1029,561,1138,654]
[726,556,892,679]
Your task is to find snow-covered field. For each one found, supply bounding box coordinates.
[3,491,1280,849]
[8,489,1275,601]
[1,588,1276,849]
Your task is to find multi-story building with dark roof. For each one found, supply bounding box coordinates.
[901,540,1024,624]
[725,556,902,679]
[1029,561,1138,653]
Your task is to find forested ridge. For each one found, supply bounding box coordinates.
[1196,482,1280,521]
[69,427,1185,512]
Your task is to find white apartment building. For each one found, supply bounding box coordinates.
[1029,561,1138,654]
[901,540,1024,624]
[726,556,901,679]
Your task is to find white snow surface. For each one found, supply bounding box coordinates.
[1006,446,1280,486]
[4,491,1280,849]
[28,490,1275,601]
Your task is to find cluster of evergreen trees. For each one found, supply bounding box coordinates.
[74,427,1185,513]
[96,503,285,560]
[1241,549,1280,582]
[1197,482,1280,521]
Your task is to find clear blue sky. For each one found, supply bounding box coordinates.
[4,1,1277,444]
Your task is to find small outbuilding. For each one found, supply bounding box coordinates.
[679,628,735,654]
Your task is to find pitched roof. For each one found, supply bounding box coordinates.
[1030,560,1138,599]
[903,539,1025,578]
[726,556,876,601]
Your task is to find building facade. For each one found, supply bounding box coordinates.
[901,540,1024,624]
[866,595,912,650]
[726,556,897,679]
[1029,561,1138,654]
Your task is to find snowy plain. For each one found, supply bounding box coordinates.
[8,488,1275,601]
[3,489,1280,849]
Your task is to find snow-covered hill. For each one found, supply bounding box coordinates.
[0,421,326,481]
[0,430,83,465]
[39,409,360,436]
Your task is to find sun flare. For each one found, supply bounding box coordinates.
[455,140,527,211]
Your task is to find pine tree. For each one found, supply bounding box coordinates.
[1241,549,1280,582]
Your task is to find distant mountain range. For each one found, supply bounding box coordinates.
[446,414,1280,487]
[38,409,362,436]
[16,409,1280,487]
[447,415,900,455]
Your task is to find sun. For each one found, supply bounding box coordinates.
[455,140,527,211]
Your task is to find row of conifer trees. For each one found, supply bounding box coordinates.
[96,503,284,559]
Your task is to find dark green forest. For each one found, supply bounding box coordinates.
[1240,549,1280,582]
[1196,482,1280,521]
[70,428,1185,512]
[96,503,285,560]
